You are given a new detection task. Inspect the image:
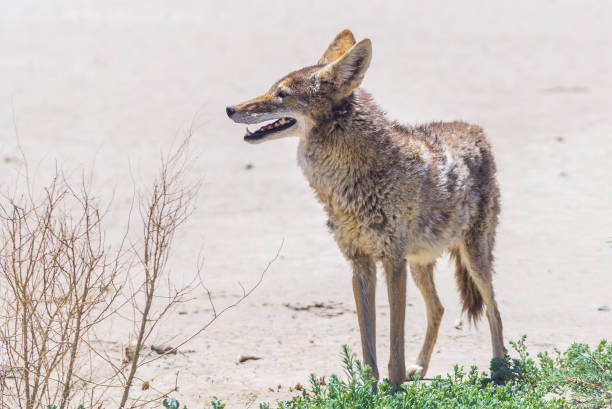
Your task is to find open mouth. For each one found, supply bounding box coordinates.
[244,117,296,141]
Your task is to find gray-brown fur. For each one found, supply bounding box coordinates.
[227,30,504,388]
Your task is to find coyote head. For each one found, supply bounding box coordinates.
[226,30,372,143]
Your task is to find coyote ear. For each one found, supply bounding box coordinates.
[317,38,372,97]
[317,29,356,65]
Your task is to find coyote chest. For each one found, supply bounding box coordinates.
[297,140,394,259]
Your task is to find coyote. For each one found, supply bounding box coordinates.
[226,29,504,388]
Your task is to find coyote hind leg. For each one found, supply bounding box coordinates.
[408,262,444,379]
[351,254,379,380]
[458,237,505,361]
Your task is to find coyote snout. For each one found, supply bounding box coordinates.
[226,29,505,388]
[226,80,307,143]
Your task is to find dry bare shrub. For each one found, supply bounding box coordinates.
[116,138,199,407]
[0,135,279,408]
[115,138,281,407]
[0,172,126,409]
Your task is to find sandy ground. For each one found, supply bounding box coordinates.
[1,1,611,407]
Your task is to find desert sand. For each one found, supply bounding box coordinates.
[1,1,611,407]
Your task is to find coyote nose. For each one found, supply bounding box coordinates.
[226,106,235,117]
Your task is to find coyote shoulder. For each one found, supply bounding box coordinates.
[227,29,504,388]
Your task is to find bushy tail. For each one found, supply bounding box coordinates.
[451,249,484,324]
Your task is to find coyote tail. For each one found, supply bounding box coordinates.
[451,249,484,324]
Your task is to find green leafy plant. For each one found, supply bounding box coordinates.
[210,398,226,409]
[162,397,188,409]
[193,337,610,409]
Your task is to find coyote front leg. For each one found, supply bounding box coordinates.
[383,258,407,388]
[351,255,378,380]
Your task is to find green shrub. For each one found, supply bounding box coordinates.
[196,337,610,409]
[45,338,611,408]
[250,343,564,409]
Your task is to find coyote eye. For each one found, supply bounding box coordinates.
[276,90,288,98]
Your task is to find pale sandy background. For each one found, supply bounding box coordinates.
[1,1,611,407]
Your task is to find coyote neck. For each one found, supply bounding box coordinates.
[296,90,407,260]
[298,90,393,181]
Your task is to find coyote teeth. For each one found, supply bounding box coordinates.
[245,127,252,136]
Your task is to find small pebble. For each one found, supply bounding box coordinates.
[245,163,254,170]
[124,345,136,362]
[151,344,177,355]
[597,305,610,312]
[237,354,262,363]
[3,156,20,164]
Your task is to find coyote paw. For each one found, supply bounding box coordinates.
[406,364,424,380]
